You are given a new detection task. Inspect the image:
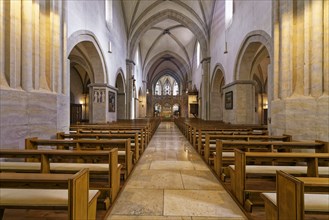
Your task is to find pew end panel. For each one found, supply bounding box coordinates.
[0,169,100,220]
[276,170,304,220]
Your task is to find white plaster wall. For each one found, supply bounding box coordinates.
[209,0,272,84]
[67,1,127,88]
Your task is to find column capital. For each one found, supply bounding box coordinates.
[126,59,136,66]
[200,57,211,64]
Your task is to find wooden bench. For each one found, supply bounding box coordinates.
[203,134,292,164]
[70,123,149,149]
[196,128,268,153]
[214,140,328,180]
[0,169,100,220]
[261,170,329,220]
[0,149,121,208]
[229,149,329,212]
[57,132,140,162]
[25,137,133,179]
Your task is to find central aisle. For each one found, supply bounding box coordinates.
[107,122,247,220]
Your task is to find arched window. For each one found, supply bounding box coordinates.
[155,82,161,95]
[225,0,233,28]
[173,81,179,96]
[196,41,200,68]
[163,79,171,95]
[105,0,113,29]
[155,75,178,96]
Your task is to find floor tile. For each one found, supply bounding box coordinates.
[150,161,195,170]
[164,190,245,218]
[126,170,184,189]
[110,189,164,216]
[181,170,224,190]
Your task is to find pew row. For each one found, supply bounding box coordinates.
[215,140,328,181]
[203,134,292,164]
[196,129,268,153]
[0,149,121,208]
[229,149,329,212]
[25,137,132,179]
[261,171,329,220]
[70,125,148,149]
[0,169,100,220]
[57,132,140,162]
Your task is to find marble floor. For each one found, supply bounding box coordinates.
[106,122,247,220]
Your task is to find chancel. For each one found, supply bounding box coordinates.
[0,1,328,220]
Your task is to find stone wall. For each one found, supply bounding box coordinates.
[0,1,68,149]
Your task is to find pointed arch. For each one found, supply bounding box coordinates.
[210,64,226,120]
[115,68,126,119]
[68,30,108,84]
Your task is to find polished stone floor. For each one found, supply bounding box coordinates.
[107,122,247,220]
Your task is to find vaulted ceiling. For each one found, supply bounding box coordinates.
[121,0,216,88]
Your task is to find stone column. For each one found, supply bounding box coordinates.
[310,0,323,97]
[126,59,135,119]
[272,0,328,141]
[0,1,8,87]
[21,0,33,91]
[32,0,40,90]
[61,0,68,95]
[39,0,50,90]
[222,81,255,124]
[201,57,210,120]
[324,0,329,95]
[9,1,21,89]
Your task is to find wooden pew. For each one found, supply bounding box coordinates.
[0,169,100,220]
[72,126,147,153]
[0,149,121,208]
[214,140,328,180]
[57,132,140,162]
[195,128,267,152]
[229,149,329,212]
[203,134,292,164]
[25,137,132,179]
[261,171,329,220]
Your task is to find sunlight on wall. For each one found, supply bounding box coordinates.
[225,0,233,28]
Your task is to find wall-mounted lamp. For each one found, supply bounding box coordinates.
[224,42,228,54]
[146,89,149,95]
[263,101,268,109]
[186,90,188,94]
[108,41,112,53]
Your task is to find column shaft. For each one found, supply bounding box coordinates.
[21,0,33,91]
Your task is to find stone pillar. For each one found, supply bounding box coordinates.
[21,0,33,91]
[272,0,328,141]
[310,0,323,97]
[222,81,255,124]
[126,59,135,119]
[201,57,210,120]
[32,0,40,90]
[324,0,329,96]
[61,0,68,95]
[89,84,117,123]
[0,1,7,87]
[9,1,22,89]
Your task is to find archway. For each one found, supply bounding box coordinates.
[115,70,126,119]
[210,64,225,121]
[234,31,272,125]
[68,31,107,124]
